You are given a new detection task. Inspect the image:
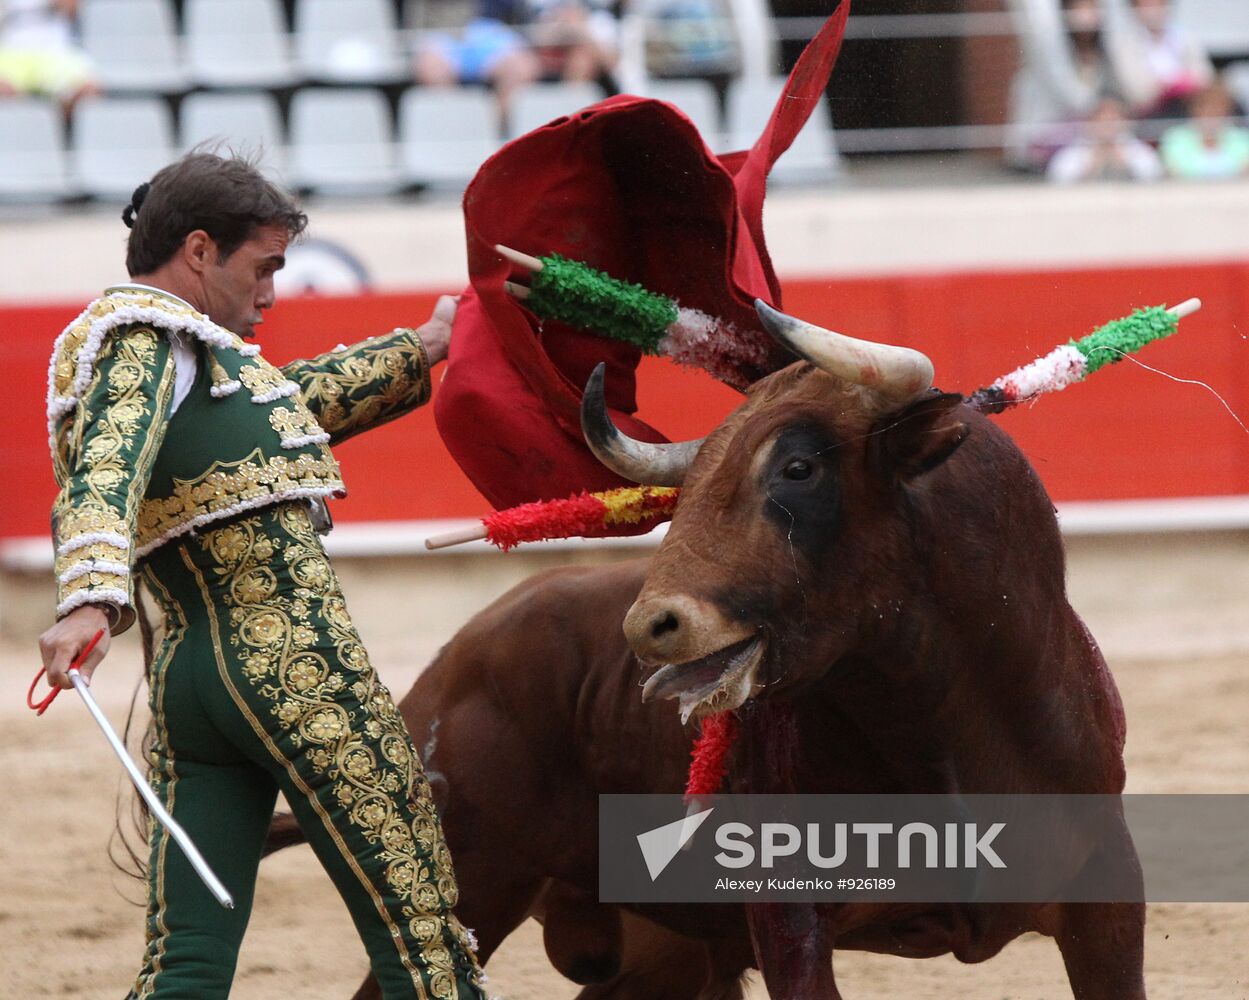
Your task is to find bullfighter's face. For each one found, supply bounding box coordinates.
[199,223,288,338]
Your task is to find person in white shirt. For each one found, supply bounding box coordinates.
[1047,93,1164,182]
[1102,0,1213,116]
[0,0,99,112]
[1005,0,1207,169]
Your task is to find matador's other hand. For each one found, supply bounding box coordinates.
[39,604,112,689]
[416,294,459,367]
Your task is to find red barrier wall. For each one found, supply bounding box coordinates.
[5,262,1248,539]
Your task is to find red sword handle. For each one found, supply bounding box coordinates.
[27,628,106,716]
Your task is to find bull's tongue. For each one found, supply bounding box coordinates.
[641,637,762,723]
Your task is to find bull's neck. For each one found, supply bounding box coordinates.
[779,568,1073,795]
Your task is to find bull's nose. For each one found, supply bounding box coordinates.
[623,594,745,664]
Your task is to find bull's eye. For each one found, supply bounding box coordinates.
[783,458,813,481]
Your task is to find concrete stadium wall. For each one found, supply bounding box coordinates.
[3,182,1249,301]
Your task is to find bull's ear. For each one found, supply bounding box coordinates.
[875,391,970,479]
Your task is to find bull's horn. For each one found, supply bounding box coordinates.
[755,299,934,402]
[581,364,703,486]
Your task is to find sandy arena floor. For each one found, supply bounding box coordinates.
[2,532,1247,999]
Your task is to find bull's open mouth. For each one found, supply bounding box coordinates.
[641,636,765,724]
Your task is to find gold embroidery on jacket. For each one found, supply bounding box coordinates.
[49,291,250,410]
[282,329,431,445]
[135,448,345,554]
[268,405,327,444]
[238,361,294,399]
[50,327,174,624]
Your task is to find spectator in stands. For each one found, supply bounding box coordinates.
[1005,0,1184,169]
[1102,0,1213,117]
[415,0,618,121]
[1160,79,1249,179]
[0,0,99,113]
[522,0,619,85]
[415,6,541,121]
[1047,92,1164,182]
[1007,0,1111,169]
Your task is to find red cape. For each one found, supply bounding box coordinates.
[435,3,849,510]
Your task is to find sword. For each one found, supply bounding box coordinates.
[68,666,235,909]
[30,630,234,909]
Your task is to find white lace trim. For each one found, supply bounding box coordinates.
[57,531,130,556]
[47,292,253,449]
[210,379,243,398]
[58,559,131,585]
[57,587,129,619]
[280,430,332,449]
[250,381,300,404]
[133,485,345,559]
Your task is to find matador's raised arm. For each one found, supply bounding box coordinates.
[280,329,433,447]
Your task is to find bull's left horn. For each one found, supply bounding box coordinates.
[755,299,934,402]
[581,364,703,486]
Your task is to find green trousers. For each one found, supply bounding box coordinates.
[127,501,485,1000]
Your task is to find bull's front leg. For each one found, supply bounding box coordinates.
[745,902,840,999]
[1053,818,1147,1000]
[1055,900,1146,1000]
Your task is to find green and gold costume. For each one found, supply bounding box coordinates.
[47,286,485,1000]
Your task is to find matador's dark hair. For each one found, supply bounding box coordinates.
[124,153,307,276]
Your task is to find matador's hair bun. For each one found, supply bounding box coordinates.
[122,181,152,230]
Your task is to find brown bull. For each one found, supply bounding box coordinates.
[272,306,1143,999]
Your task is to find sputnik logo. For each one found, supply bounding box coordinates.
[636,807,715,881]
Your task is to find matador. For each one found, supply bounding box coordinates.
[38,153,487,1000]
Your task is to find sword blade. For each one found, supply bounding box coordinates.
[69,669,235,909]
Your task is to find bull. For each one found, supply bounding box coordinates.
[273,303,1144,999]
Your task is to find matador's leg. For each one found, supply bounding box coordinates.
[176,503,487,1000]
[130,564,279,999]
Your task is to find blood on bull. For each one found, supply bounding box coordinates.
[270,300,1145,1000]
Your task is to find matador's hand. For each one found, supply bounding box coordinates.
[39,604,112,689]
[416,294,459,367]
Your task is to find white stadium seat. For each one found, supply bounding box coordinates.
[79,0,190,93]
[288,88,401,194]
[0,99,71,201]
[295,0,408,83]
[184,0,298,88]
[509,81,606,139]
[1173,0,1249,59]
[72,96,176,200]
[180,91,285,174]
[398,86,501,190]
[637,78,723,146]
[725,76,840,185]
